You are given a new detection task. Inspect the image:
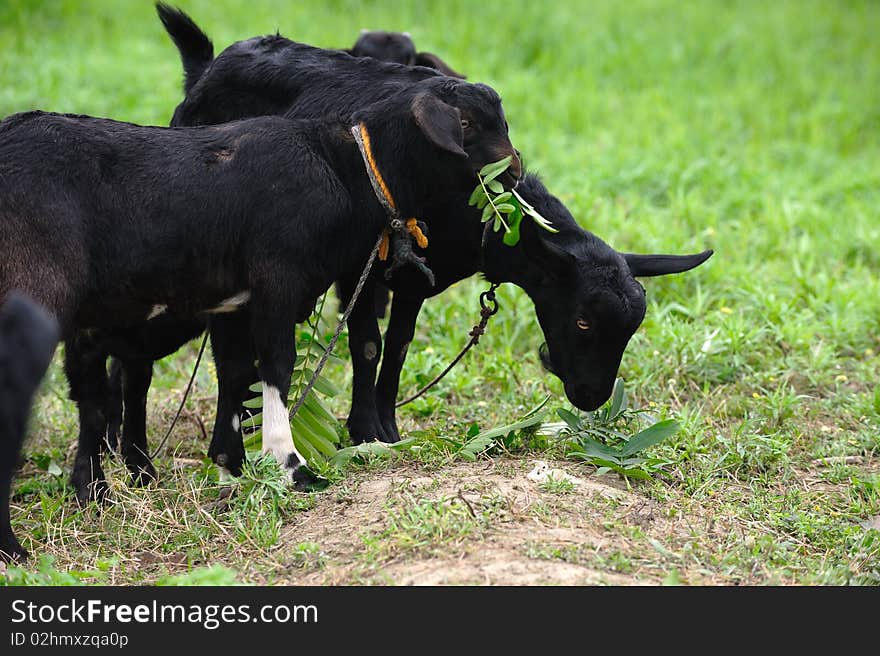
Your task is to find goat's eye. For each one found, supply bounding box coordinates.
[576,318,590,331]
[461,119,470,129]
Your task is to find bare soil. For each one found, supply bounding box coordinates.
[267,456,723,585]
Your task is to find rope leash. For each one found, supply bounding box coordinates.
[287,231,384,420]
[150,331,209,458]
[396,282,500,407]
[154,251,496,448]
[395,224,505,407]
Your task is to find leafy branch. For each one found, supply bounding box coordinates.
[468,156,558,246]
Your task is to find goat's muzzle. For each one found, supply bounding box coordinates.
[565,381,613,412]
[539,343,613,412]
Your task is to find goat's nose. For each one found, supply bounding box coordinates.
[565,381,615,413]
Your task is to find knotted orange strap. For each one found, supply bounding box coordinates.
[406,218,428,249]
[355,123,428,261]
[358,123,396,210]
[378,229,390,261]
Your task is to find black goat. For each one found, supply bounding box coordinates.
[0,78,520,501]
[345,30,466,79]
[151,6,711,472]
[0,293,59,562]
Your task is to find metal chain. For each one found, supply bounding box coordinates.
[395,282,500,408]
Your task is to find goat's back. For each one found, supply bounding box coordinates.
[172,34,441,127]
[0,110,348,328]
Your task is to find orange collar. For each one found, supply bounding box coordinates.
[351,123,428,260]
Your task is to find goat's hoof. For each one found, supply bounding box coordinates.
[379,419,401,443]
[0,538,28,564]
[71,467,110,506]
[74,479,110,506]
[346,414,391,444]
[288,459,329,492]
[213,453,243,478]
[128,463,158,487]
[348,431,388,445]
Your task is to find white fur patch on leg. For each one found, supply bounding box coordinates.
[261,384,307,474]
[232,414,240,432]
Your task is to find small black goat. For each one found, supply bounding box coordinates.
[0,293,59,562]
[345,30,466,78]
[0,78,520,500]
[90,5,712,486]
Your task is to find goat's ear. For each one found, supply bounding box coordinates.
[623,249,713,277]
[411,93,467,158]
[414,52,466,79]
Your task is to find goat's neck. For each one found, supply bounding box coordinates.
[317,126,393,227]
[479,224,533,286]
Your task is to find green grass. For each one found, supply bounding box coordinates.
[2,0,879,585]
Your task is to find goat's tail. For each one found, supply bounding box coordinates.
[155,2,214,94]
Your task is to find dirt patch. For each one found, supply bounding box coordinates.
[268,456,701,585]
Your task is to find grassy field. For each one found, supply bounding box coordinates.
[1,0,879,585]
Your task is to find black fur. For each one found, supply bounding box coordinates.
[0,77,518,503]
[346,30,466,79]
[107,6,710,485]
[0,293,59,562]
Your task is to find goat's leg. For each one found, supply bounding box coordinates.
[0,485,25,562]
[0,294,60,562]
[373,283,391,319]
[0,416,28,562]
[207,312,255,478]
[339,278,391,444]
[105,358,123,453]
[65,334,111,504]
[119,359,157,486]
[375,294,424,443]
[250,304,322,490]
